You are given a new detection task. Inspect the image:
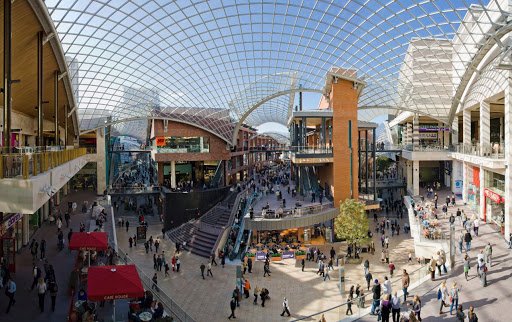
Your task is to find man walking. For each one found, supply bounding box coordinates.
[301,258,305,272]
[207,262,213,277]
[49,281,58,312]
[228,297,237,319]
[39,239,46,260]
[365,271,373,291]
[484,243,493,266]
[280,297,291,317]
[200,263,206,279]
[402,269,410,302]
[464,230,472,251]
[370,279,381,315]
[31,265,41,290]
[64,212,70,228]
[4,277,16,314]
[152,273,159,292]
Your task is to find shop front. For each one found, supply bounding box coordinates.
[483,188,505,234]
[0,213,24,273]
[466,166,480,213]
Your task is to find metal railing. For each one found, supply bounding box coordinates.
[117,246,195,322]
[258,202,334,219]
[453,143,505,159]
[0,147,87,179]
[291,145,333,155]
[402,144,454,152]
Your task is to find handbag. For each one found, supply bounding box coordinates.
[437,288,442,300]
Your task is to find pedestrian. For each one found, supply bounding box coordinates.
[253,286,260,305]
[243,279,251,298]
[200,263,205,279]
[247,257,252,273]
[456,304,466,321]
[263,262,271,277]
[39,239,46,260]
[30,239,39,262]
[346,293,353,315]
[64,212,70,228]
[228,297,237,319]
[155,239,160,253]
[164,263,170,277]
[233,288,240,307]
[391,292,400,322]
[458,234,464,254]
[49,281,58,312]
[153,254,157,270]
[473,218,479,236]
[380,294,392,322]
[412,295,422,321]
[464,230,472,251]
[478,258,487,287]
[301,258,305,272]
[429,256,437,280]
[438,281,449,314]
[330,246,336,259]
[211,253,218,266]
[323,267,331,281]
[449,282,460,315]
[176,257,181,272]
[468,306,478,322]
[207,262,213,277]
[280,297,291,317]
[157,255,163,271]
[31,265,41,290]
[388,261,395,277]
[4,277,16,314]
[364,259,370,275]
[129,236,133,248]
[144,241,149,253]
[37,277,47,312]
[370,279,381,315]
[484,242,492,266]
[125,220,129,232]
[402,269,410,302]
[151,273,158,292]
[365,271,372,291]
[463,255,470,281]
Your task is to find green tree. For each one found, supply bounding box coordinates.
[376,155,392,172]
[334,199,369,247]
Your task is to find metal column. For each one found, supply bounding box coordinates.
[2,0,12,151]
[358,130,361,192]
[37,31,44,146]
[54,71,59,145]
[372,128,377,200]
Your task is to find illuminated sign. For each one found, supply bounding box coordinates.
[155,137,166,147]
[484,188,504,204]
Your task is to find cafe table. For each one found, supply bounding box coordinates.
[139,311,153,321]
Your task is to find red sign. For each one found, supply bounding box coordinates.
[484,188,504,204]
[155,137,166,147]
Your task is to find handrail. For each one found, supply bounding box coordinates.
[117,246,195,322]
[231,191,259,257]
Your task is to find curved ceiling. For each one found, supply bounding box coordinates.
[45,0,500,141]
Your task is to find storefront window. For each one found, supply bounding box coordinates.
[156,136,210,153]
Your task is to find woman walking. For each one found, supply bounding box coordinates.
[438,281,450,314]
[450,282,461,315]
[463,255,470,281]
[456,304,466,321]
[412,295,422,321]
[468,306,478,322]
[36,277,47,313]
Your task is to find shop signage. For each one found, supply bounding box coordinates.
[0,213,22,236]
[256,251,266,261]
[282,251,295,259]
[419,132,438,139]
[155,137,166,147]
[419,125,450,132]
[484,188,504,204]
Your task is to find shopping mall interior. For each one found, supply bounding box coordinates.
[0,1,512,322]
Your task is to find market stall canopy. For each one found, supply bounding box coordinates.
[87,265,144,301]
[69,232,108,251]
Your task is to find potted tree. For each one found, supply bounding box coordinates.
[334,199,369,265]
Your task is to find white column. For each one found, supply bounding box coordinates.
[43,201,49,221]
[23,214,30,246]
[170,161,176,188]
[463,109,471,146]
[480,101,490,156]
[479,166,486,221]
[406,161,413,194]
[452,117,459,147]
[402,126,408,145]
[462,162,468,203]
[96,128,107,195]
[413,160,420,196]
[406,123,413,147]
[413,116,419,150]
[504,71,512,240]
[63,183,68,196]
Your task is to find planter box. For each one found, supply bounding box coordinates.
[295,255,306,260]
[270,256,282,261]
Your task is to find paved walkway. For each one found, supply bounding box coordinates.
[357,189,512,322]
[116,188,421,322]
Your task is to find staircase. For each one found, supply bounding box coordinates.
[166,192,237,258]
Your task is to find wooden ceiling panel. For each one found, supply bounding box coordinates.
[0,0,71,130]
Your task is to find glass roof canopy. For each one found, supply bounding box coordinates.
[45,0,503,143]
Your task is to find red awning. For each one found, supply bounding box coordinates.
[69,232,108,251]
[87,265,144,301]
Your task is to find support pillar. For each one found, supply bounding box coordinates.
[64,105,68,147]
[37,31,44,146]
[96,128,107,195]
[480,100,490,156]
[451,117,459,146]
[2,0,12,150]
[170,160,176,189]
[54,71,59,145]
[365,130,368,194]
[463,109,471,147]
[503,71,512,240]
[406,123,412,147]
[413,160,420,196]
[406,161,413,194]
[372,128,377,200]
[358,130,361,192]
[412,115,419,150]
[43,201,49,221]
[479,165,486,221]
[22,214,30,246]
[462,162,468,203]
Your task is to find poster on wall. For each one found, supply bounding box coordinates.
[11,133,19,148]
[453,180,463,195]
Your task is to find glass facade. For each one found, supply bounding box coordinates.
[157,137,210,153]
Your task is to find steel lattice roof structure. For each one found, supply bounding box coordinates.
[44,0,508,143]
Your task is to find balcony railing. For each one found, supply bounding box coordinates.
[453,143,505,159]
[0,147,87,179]
[291,145,333,156]
[402,144,454,152]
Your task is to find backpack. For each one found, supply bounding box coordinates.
[437,288,442,300]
